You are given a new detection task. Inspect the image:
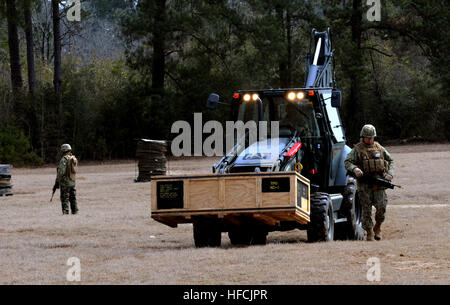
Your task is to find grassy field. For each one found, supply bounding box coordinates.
[0,144,449,284]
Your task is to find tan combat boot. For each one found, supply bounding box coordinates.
[374,223,382,241]
[366,228,374,241]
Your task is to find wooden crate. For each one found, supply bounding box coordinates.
[151,171,310,228]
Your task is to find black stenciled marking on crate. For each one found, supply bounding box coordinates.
[261,177,290,193]
[157,181,184,209]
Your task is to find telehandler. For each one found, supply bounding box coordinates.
[151,29,365,247]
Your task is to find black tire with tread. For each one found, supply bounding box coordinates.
[228,227,267,246]
[307,192,334,242]
[334,180,365,241]
[193,223,221,248]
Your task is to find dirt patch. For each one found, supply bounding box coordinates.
[12,190,37,195]
[0,144,449,284]
[38,243,77,250]
[384,143,450,154]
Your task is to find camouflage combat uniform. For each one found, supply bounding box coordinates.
[344,140,394,232]
[56,152,78,215]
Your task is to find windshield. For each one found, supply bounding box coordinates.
[237,96,320,137]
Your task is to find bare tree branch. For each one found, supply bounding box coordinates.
[360,46,393,57]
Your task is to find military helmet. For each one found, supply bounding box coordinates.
[360,124,377,138]
[61,144,72,153]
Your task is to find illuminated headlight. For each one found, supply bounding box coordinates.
[297,92,305,100]
[252,93,259,101]
[243,94,251,102]
[287,92,296,101]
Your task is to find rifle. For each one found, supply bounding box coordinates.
[358,175,402,189]
[50,182,59,202]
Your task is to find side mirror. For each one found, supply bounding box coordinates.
[331,89,342,108]
[206,93,220,110]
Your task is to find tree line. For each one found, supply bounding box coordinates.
[0,0,449,165]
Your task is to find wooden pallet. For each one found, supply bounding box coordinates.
[136,139,167,182]
[0,188,13,196]
[0,165,13,196]
[151,171,310,228]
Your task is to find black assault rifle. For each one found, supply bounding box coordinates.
[358,175,402,189]
[348,171,402,189]
[50,181,59,202]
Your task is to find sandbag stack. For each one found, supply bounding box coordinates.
[135,139,168,182]
[0,164,13,196]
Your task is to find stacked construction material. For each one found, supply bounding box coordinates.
[135,139,168,182]
[0,164,13,196]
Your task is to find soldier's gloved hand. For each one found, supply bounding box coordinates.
[353,167,364,178]
[384,173,393,181]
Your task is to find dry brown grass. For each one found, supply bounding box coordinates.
[0,144,449,284]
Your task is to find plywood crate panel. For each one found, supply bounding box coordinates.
[151,172,310,227]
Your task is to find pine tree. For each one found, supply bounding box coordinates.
[5,0,24,99]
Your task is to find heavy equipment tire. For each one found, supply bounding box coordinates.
[251,230,268,245]
[228,228,252,246]
[307,192,334,242]
[193,223,221,248]
[351,192,365,240]
[334,180,364,240]
[228,227,267,246]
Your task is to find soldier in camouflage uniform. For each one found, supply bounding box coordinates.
[54,144,78,215]
[344,125,394,241]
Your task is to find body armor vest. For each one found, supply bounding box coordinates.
[355,141,386,175]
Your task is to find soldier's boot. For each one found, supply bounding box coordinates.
[374,222,382,241]
[366,228,374,241]
[71,203,78,215]
[62,204,69,215]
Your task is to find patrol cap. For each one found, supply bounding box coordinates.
[360,124,377,138]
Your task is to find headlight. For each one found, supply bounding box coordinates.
[287,91,296,101]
